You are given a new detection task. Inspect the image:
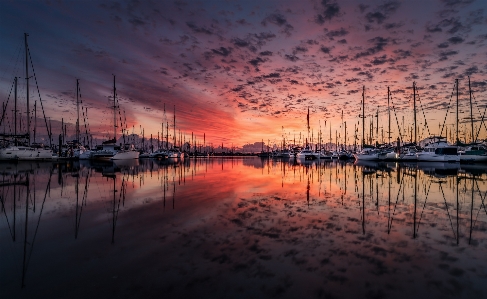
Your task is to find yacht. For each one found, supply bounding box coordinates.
[281,149,293,158]
[112,144,139,160]
[0,144,54,160]
[167,147,182,158]
[296,147,318,160]
[416,139,459,162]
[378,149,398,161]
[459,145,487,163]
[354,148,380,161]
[318,150,333,160]
[399,146,418,161]
[149,149,168,159]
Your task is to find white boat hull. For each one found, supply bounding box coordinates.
[354,153,379,161]
[112,150,139,160]
[416,153,459,162]
[400,154,417,161]
[0,146,54,160]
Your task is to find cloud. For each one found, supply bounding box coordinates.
[365,1,401,25]
[293,46,308,54]
[384,22,403,30]
[438,50,459,61]
[465,65,478,76]
[448,36,464,44]
[440,0,475,8]
[326,27,349,39]
[354,36,390,59]
[232,38,249,47]
[211,47,232,56]
[261,13,294,36]
[186,21,213,34]
[315,0,341,24]
[358,4,369,13]
[248,57,266,67]
[320,46,331,54]
[284,54,299,62]
[259,51,273,56]
[370,55,389,65]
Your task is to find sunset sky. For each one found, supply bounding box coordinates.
[1,0,487,147]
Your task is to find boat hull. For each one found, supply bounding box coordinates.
[459,154,487,163]
[354,153,379,161]
[0,147,54,161]
[112,150,139,160]
[416,153,459,162]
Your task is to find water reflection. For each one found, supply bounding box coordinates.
[1,158,487,298]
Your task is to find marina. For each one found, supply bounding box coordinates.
[2,1,487,298]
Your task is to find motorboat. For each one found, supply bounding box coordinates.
[296,147,318,160]
[459,145,487,163]
[416,138,459,162]
[354,148,379,161]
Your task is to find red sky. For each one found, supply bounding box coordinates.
[1,0,487,147]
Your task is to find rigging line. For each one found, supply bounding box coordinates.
[416,87,432,137]
[2,184,15,240]
[473,92,487,141]
[475,179,487,217]
[391,105,403,143]
[25,167,53,270]
[387,173,404,233]
[416,180,433,234]
[439,81,456,137]
[439,182,457,240]
[27,48,51,146]
[389,89,403,142]
[0,78,15,127]
[0,39,23,88]
[472,179,486,230]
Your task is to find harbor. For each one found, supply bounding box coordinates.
[2,0,487,298]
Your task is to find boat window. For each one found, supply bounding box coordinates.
[435,147,457,155]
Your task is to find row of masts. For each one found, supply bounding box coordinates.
[1,34,483,152]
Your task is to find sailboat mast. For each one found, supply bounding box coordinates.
[362,86,365,148]
[387,86,391,144]
[469,76,474,143]
[113,75,117,141]
[14,77,17,137]
[25,33,30,146]
[456,78,459,143]
[413,82,417,144]
[76,79,80,142]
[173,105,176,148]
[34,101,36,143]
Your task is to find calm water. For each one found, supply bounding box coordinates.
[1,158,487,298]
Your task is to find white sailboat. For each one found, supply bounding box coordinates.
[90,75,139,161]
[0,34,54,161]
[416,137,459,162]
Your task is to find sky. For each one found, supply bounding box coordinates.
[1,0,487,147]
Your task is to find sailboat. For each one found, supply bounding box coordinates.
[459,77,487,163]
[415,80,459,163]
[91,75,139,160]
[166,106,182,159]
[0,34,54,160]
[354,86,379,161]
